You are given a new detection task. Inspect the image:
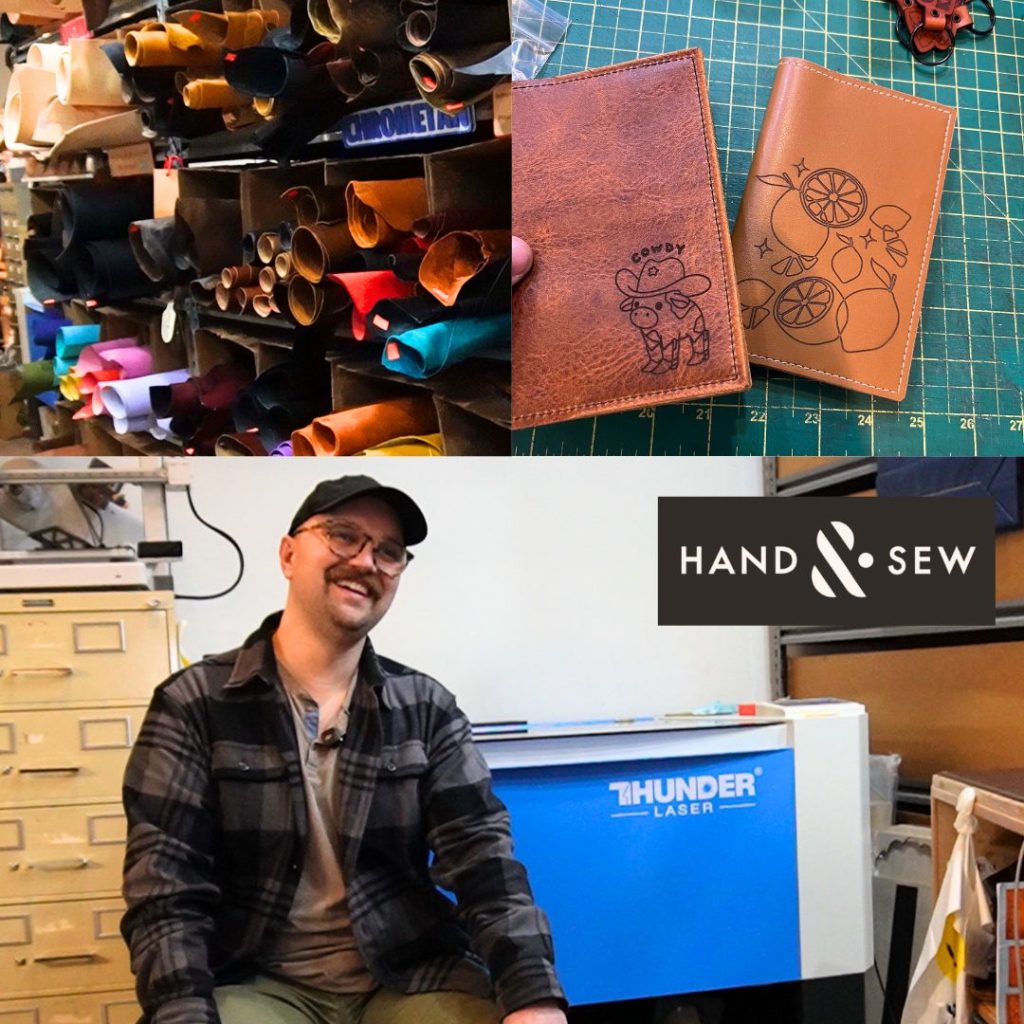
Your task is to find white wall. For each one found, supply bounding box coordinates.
[167,457,770,724]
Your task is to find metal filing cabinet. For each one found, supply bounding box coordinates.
[0,591,178,1019]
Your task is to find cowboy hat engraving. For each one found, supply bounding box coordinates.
[615,255,712,375]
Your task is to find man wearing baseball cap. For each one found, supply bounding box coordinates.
[121,476,567,1024]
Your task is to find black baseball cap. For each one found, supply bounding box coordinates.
[289,475,427,545]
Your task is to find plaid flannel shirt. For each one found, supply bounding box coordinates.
[121,613,564,1024]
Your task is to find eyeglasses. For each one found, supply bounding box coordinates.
[293,521,413,578]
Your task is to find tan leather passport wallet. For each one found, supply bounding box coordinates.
[732,58,956,400]
[512,49,750,428]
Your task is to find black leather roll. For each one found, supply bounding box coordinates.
[0,14,36,45]
[223,46,315,98]
[75,238,157,302]
[241,231,258,264]
[57,179,152,249]
[401,0,509,51]
[409,43,508,108]
[331,0,405,48]
[25,237,78,303]
[129,217,179,283]
[140,94,223,137]
[233,361,328,450]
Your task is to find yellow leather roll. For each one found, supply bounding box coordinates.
[353,433,445,456]
[182,78,248,110]
[172,9,280,48]
[124,24,221,68]
[345,179,429,249]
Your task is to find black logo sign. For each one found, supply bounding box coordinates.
[658,497,995,626]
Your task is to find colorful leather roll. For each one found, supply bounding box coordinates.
[172,9,280,49]
[128,217,177,282]
[418,229,510,306]
[123,23,222,69]
[382,313,508,378]
[15,359,55,400]
[27,311,72,357]
[327,270,418,340]
[98,368,190,420]
[57,38,130,107]
[181,77,248,109]
[151,362,253,418]
[54,323,100,360]
[409,44,510,109]
[345,179,429,249]
[256,232,282,263]
[356,293,447,341]
[214,431,267,456]
[290,221,357,282]
[221,264,259,288]
[75,239,156,302]
[3,65,57,147]
[288,275,350,326]
[270,439,293,456]
[290,396,438,456]
[354,433,445,456]
[58,178,152,248]
[402,0,509,51]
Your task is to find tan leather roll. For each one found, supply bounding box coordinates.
[182,78,248,110]
[3,65,58,147]
[258,265,277,293]
[253,95,276,117]
[345,179,429,249]
[287,275,350,326]
[57,39,130,107]
[256,232,282,263]
[290,221,356,282]
[214,282,233,310]
[252,292,279,318]
[274,251,292,279]
[172,9,280,48]
[418,229,510,306]
[221,265,259,288]
[27,42,64,72]
[291,396,439,457]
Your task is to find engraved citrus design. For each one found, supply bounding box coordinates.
[775,277,835,327]
[799,168,867,228]
[836,259,900,353]
[770,190,828,274]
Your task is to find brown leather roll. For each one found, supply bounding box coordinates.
[252,292,279,318]
[290,221,357,282]
[214,282,232,310]
[215,430,268,455]
[256,231,282,263]
[254,95,276,118]
[291,396,438,456]
[182,77,248,110]
[345,179,429,249]
[221,264,259,288]
[418,229,510,306]
[288,275,350,326]
[235,285,262,313]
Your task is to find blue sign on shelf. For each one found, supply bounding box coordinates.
[339,100,476,149]
[493,748,801,1004]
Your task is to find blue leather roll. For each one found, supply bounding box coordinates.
[382,313,508,378]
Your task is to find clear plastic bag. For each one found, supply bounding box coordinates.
[510,0,569,80]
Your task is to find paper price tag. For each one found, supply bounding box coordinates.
[161,303,177,343]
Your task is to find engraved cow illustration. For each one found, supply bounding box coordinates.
[615,256,712,374]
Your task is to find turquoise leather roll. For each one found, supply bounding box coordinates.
[381,314,508,379]
[55,323,101,360]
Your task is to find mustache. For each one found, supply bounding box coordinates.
[325,566,382,598]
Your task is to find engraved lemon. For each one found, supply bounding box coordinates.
[837,259,900,353]
[770,189,829,274]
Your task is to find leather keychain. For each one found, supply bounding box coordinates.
[892,0,995,66]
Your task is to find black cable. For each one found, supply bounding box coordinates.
[874,958,901,1024]
[174,485,245,601]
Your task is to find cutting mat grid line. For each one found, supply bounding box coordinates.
[514,0,1024,456]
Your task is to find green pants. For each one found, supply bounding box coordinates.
[214,973,502,1024]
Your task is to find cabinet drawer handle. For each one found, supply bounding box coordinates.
[5,667,74,678]
[33,952,98,965]
[18,766,82,775]
[27,857,92,871]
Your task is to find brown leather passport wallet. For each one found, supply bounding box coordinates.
[732,58,956,401]
[512,49,750,428]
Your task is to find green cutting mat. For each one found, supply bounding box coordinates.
[514,0,1024,455]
